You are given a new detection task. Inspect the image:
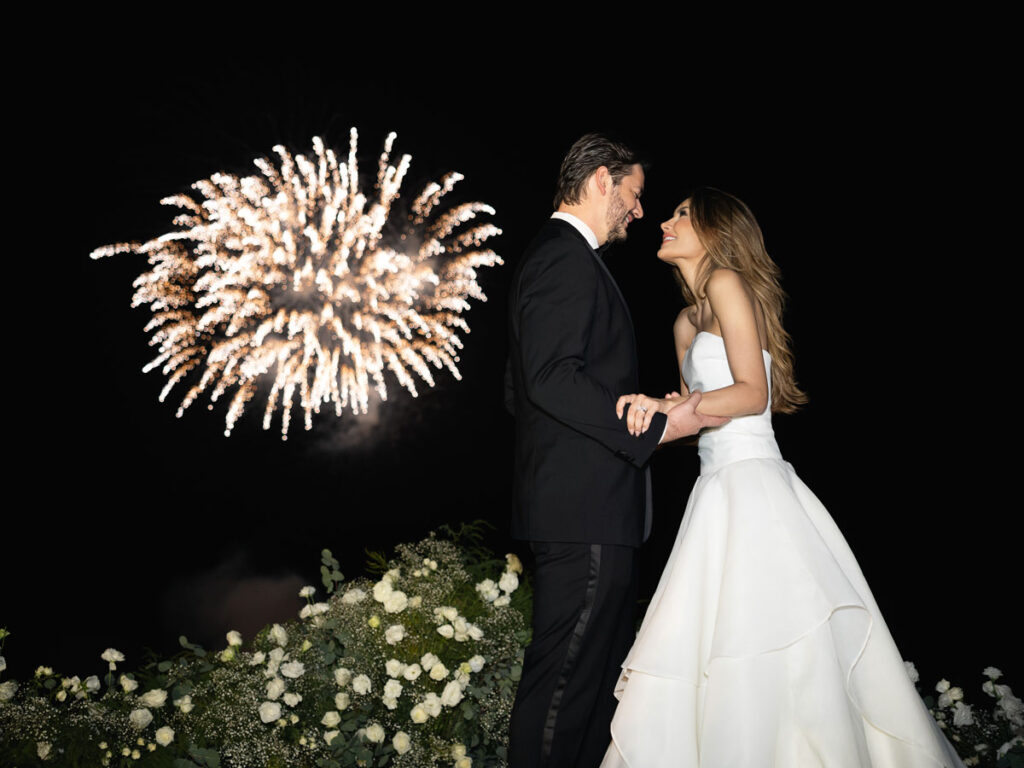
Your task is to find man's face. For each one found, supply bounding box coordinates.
[605,165,645,244]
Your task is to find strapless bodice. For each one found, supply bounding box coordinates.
[681,331,782,475]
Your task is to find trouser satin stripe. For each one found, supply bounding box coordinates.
[540,543,602,764]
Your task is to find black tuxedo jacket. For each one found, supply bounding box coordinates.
[506,218,666,546]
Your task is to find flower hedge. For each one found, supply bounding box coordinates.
[1,525,1021,767]
[0,525,529,767]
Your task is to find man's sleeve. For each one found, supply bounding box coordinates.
[515,241,664,467]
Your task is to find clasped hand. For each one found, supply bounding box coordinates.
[616,390,730,440]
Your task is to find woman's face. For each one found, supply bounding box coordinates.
[657,200,705,263]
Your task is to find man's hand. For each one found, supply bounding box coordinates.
[661,391,729,443]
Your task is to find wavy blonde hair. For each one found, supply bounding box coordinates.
[681,187,807,413]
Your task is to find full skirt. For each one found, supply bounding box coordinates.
[601,458,964,767]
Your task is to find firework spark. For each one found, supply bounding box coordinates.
[92,130,502,439]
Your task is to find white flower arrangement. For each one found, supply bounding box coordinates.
[0,529,532,767]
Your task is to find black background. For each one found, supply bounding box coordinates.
[3,33,1017,698]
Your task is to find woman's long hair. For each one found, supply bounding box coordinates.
[682,187,807,413]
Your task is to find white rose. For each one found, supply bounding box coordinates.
[410,704,429,723]
[383,695,398,710]
[115,674,136,692]
[266,677,286,700]
[129,708,153,730]
[903,661,919,683]
[475,579,499,602]
[37,741,52,760]
[365,722,385,743]
[493,595,511,607]
[335,691,350,710]
[155,726,174,747]
[984,666,1003,680]
[385,624,406,645]
[441,680,464,707]
[430,662,449,681]
[437,624,455,638]
[384,590,409,613]
[423,693,442,717]
[85,675,101,693]
[385,659,407,678]
[0,656,5,673]
[341,588,366,604]
[334,667,352,687]
[393,730,411,754]
[953,701,975,726]
[101,648,125,670]
[174,694,193,713]
[403,663,422,681]
[384,679,403,699]
[372,579,393,602]
[499,570,519,593]
[456,757,472,768]
[56,689,67,701]
[468,624,483,641]
[983,680,996,696]
[322,710,341,727]
[281,661,305,679]
[269,624,288,647]
[138,689,167,708]
[442,606,459,622]
[506,553,523,573]
[250,651,265,665]
[324,729,340,745]
[468,655,485,673]
[409,596,423,608]
[226,630,243,647]
[936,679,951,693]
[421,653,440,671]
[352,674,372,694]
[259,701,281,723]
[0,680,18,702]
[299,585,316,598]
[311,602,329,616]
[938,686,964,709]
[283,692,302,707]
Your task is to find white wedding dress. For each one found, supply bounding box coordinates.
[601,331,964,768]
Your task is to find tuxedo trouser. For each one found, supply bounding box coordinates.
[509,542,638,768]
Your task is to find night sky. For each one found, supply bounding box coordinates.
[4,40,1017,696]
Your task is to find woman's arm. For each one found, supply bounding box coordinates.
[692,269,769,418]
[672,308,695,397]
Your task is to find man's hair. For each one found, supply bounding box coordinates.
[553,133,642,209]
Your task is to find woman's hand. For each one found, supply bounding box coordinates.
[616,393,672,436]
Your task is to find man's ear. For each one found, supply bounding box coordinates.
[592,165,611,197]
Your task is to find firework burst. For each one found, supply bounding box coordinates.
[92,130,502,439]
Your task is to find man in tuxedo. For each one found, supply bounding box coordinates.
[505,134,726,767]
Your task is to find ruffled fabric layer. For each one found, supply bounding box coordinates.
[601,458,964,768]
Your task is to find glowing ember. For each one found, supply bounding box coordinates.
[92,130,502,439]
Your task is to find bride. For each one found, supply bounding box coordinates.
[602,188,964,767]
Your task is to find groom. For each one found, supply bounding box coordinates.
[505,133,725,767]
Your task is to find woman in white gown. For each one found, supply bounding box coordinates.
[601,188,964,767]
